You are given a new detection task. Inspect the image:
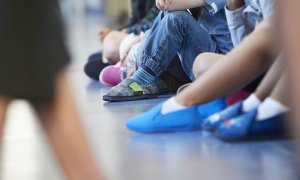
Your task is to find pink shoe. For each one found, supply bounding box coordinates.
[99,63,124,86]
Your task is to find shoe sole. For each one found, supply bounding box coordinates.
[103,94,160,102]
[128,126,202,133]
[215,132,289,142]
[103,89,170,102]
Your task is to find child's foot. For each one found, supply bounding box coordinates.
[84,52,109,80]
[202,101,243,132]
[103,78,169,102]
[99,63,125,86]
[202,94,262,132]
[126,98,227,133]
[215,109,288,141]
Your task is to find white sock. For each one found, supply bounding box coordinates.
[256,98,289,121]
[161,97,187,115]
[242,94,261,112]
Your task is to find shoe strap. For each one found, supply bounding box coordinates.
[129,82,144,95]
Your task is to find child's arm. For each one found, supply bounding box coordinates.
[156,0,206,11]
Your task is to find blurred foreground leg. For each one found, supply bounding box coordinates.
[0,98,10,149]
[34,73,103,180]
[278,0,300,151]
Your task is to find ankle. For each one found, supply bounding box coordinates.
[130,67,156,85]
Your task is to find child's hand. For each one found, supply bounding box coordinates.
[156,0,172,11]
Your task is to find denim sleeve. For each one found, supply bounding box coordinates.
[225,5,254,47]
[204,0,227,15]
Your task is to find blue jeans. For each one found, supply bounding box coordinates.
[140,11,216,81]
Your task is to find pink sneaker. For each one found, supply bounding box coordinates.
[99,63,124,86]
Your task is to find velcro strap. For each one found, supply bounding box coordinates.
[129,82,144,95]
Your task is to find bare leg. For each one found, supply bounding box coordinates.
[176,18,278,106]
[33,73,103,180]
[268,73,288,106]
[278,0,300,146]
[0,97,10,148]
[193,53,223,78]
[102,30,128,64]
[254,57,284,100]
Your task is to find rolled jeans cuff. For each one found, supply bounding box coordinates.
[141,54,165,77]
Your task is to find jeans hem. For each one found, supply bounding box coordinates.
[141,54,165,77]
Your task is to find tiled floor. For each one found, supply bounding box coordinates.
[1,14,300,180]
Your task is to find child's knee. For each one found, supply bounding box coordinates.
[103,49,119,64]
[102,44,119,64]
[102,31,125,64]
[193,53,219,78]
[193,53,211,78]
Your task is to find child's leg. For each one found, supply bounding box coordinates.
[278,0,300,147]
[33,73,103,180]
[256,73,289,121]
[0,97,10,146]
[132,10,215,84]
[102,30,128,64]
[192,53,224,78]
[268,73,288,106]
[241,56,284,113]
[176,17,278,107]
[254,57,284,100]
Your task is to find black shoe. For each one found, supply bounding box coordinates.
[84,52,109,80]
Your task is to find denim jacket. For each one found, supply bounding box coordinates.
[225,0,276,47]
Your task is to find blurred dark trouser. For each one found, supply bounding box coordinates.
[129,0,155,26]
[0,0,70,102]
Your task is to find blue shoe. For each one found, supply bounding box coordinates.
[202,101,243,132]
[215,110,288,141]
[126,98,227,133]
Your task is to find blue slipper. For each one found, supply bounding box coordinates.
[126,98,227,133]
[202,101,243,131]
[215,109,288,141]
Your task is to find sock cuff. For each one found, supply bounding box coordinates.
[249,94,261,104]
[161,97,187,115]
[264,98,289,112]
[242,93,261,112]
[256,97,289,120]
[137,68,156,81]
[141,64,157,77]
[131,67,156,84]
[170,97,187,109]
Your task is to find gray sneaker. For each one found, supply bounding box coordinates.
[103,78,169,102]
